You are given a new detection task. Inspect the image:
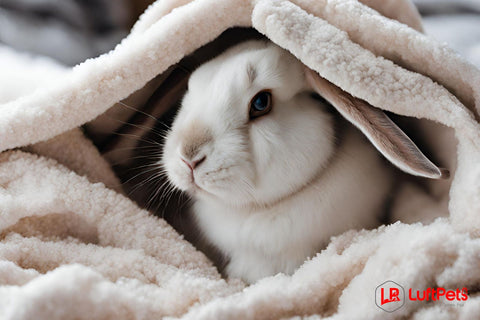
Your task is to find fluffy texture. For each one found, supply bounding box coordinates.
[0,0,479,319]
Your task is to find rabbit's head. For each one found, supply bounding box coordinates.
[163,41,335,208]
[162,40,448,209]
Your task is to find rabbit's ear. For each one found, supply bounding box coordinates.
[305,69,449,179]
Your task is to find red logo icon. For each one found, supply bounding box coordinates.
[381,287,401,305]
[375,281,405,312]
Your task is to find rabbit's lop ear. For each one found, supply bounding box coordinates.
[305,69,449,180]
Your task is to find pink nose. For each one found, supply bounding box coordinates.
[181,155,206,171]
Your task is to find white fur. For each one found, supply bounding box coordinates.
[162,41,393,283]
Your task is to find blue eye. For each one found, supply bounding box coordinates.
[249,90,272,119]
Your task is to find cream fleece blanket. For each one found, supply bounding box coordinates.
[1,0,480,319]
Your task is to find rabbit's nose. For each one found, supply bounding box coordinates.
[181,155,206,171]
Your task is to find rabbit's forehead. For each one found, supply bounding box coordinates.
[191,57,254,93]
[181,84,245,126]
[190,45,286,91]
[184,61,255,113]
[187,52,289,104]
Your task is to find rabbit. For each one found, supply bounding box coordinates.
[161,40,448,284]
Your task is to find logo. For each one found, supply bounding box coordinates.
[375,281,405,312]
[375,281,469,312]
[409,287,468,302]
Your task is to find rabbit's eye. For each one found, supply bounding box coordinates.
[249,90,272,119]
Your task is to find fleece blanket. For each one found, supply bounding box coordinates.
[1,0,480,319]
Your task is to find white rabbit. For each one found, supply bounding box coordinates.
[162,40,447,283]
